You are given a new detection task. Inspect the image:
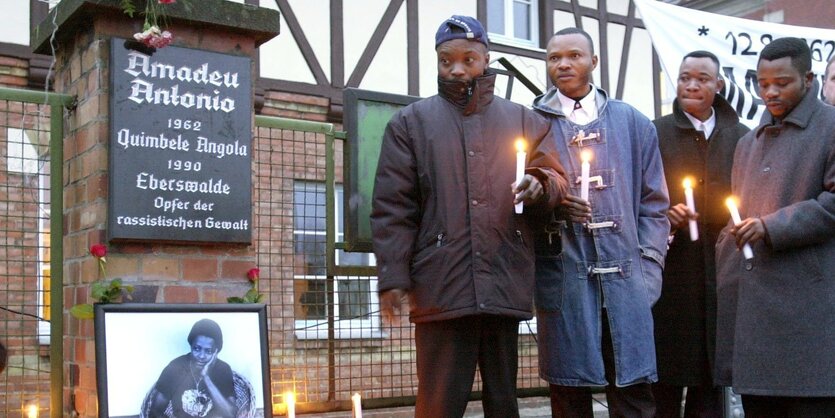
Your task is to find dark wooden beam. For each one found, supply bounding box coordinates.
[330,0,344,90]
[406,0,419,95]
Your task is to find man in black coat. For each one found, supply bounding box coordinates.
[371,15,567,418]
[651,50,749,418]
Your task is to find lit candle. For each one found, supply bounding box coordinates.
[580,149,592,201]
[285,391,296,418]
[352,392,363,418]
[725,197,754,260]
[26,404,38,418]
[683,178,699,241]
[515,139,527,214]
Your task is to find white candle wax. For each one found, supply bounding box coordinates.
[580,150,591,201]
[725,198,754,259]
[683,178,699,241]
[515,139,526,214]
[352,393,363,418]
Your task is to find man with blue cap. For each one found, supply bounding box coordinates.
[372,15,569,418]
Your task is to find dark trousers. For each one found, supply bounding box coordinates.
[652,383,722,418]
[550,313,655,418]
[414,315,521,418]
[741,394,835,418]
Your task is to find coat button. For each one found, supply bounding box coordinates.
[475,251,481,257]
[468,151,475,157]
[763,167,770,172]
[479,303,486,308]
[745,262,753,271]
[472,200,478,206]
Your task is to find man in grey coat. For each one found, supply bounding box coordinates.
[714,37,835,417]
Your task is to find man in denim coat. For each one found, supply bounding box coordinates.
[532,28,670,417]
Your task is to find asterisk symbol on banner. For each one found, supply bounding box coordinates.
[697,25,709,36]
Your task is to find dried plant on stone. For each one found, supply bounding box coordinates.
[122,0,178,49]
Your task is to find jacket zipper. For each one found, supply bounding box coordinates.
[436,233,445,248]
[516,230,524,244]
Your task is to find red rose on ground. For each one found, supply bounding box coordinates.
[247,268,260,282]
[90,244,107,258]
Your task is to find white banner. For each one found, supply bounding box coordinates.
[635,0,835,127]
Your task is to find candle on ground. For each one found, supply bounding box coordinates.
[352,392,363,418]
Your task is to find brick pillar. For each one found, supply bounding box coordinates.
[32,1,278,416]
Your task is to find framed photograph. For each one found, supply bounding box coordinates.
[94,303,272,418]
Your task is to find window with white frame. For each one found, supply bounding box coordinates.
[486,0,540,49]
[293,181,380,340]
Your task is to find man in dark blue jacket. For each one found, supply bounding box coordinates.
[371,15,568,418]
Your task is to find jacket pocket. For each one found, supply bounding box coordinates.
[535,254,565,312]
[639,251,663,306]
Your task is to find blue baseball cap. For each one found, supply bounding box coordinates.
[435,15,489,49]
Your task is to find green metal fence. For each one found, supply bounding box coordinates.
[0,86,72,418]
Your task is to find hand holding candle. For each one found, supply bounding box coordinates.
[580,149,592,202]
[514,139,527,214]
[352,393,363,418]
[725,197,754,260]
[683,178,699,241]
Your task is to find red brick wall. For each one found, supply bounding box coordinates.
[741,0,835,29]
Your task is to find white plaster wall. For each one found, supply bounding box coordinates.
[0,0,31,46]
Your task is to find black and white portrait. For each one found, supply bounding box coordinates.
[94,304,271,418]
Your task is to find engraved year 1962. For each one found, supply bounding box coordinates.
[167,118,202,131]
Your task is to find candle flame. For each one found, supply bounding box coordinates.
[285,391,295,406]
[26,404,38,418]
[725,196,738,209]
[580,149,592,163]
[682,177,693,189]
[515,139,526,152]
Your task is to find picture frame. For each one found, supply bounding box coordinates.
[94,303,272,418]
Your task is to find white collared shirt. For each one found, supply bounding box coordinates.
[683,107,716,139]
[557,86,598,125]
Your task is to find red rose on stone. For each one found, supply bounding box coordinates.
[247,268,260,283]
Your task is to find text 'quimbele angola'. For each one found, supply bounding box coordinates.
[116,128,248,159]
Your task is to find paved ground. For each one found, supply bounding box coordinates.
[300,394,610,417]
